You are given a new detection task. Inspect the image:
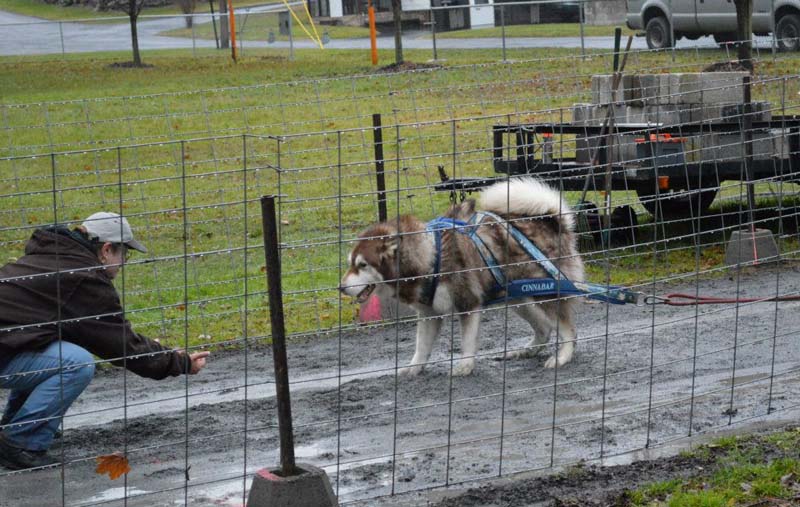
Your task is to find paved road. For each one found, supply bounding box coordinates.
[0,8,780,57]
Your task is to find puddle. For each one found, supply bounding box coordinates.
[77,487,150,505]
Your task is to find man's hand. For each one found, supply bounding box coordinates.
[187,351,210,374]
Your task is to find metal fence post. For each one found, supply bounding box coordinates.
[288,11,294,61]
[209,0,220,49]
[771,0,777,57]
[372,113,388,222]
[579,0,585,60]
[191,18,197,57]
[239,15,245,58]
[743,75,756,222]
[59,21,65,57]
[669,0,676,62]
[501,4,506,62]
[431,8,438,61]
[260,195,297,477]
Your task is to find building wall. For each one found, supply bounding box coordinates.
[402,0,429,11]
[330,0,343,19]
[584,0,626,25]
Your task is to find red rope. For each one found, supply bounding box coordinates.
[662,293,800,306]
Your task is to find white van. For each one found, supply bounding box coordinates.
[626,0,800,51]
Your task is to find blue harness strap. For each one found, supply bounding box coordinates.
[422,212,640,306]
[420,217,467,305]
[484,279,639,306]
[477,210,639,305]
[422,215,507,305]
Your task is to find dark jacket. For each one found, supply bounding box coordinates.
[0,227,189,379]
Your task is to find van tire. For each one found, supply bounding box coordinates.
[776,14,800,52]
[645,16,673,50]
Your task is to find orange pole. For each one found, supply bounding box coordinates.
[368,1,377,65]
[228,0,238,62]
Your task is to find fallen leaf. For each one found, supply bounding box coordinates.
[95,454,131,480]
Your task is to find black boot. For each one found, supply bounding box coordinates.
[0,435,59,471]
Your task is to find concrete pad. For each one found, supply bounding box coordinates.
[247,463,338,507]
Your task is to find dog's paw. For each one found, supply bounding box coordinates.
[543,353,573,369]
[451,359,475,377]
[398,364,424,377]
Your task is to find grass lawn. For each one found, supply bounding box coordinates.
[433,22,635,39]
[2,47,799,351]
[627,428,800,506]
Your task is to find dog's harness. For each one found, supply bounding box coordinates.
[420,211,640,307]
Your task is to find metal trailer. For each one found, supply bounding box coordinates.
[435,118,800,220]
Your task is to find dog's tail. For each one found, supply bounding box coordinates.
[479,177,575,231]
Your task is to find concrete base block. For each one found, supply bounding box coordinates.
[590,72,749,106]
[571,103,595,125]
[725,228,779,266]
[701,131,776,161]
[247,463,338,507]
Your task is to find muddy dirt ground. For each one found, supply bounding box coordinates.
[2,265,800,506]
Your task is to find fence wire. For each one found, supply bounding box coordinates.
[2,49,800,506]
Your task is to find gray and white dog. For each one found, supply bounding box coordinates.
[340,178,584,376]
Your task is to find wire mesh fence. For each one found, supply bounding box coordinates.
[2,45,800,506]
[1,0,796,63]
[0,0,613,60]
[0,6,301,59]
[3,38,799,158]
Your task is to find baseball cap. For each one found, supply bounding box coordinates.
[81,212,148,253]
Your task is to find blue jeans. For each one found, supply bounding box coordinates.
[0,341,95,451]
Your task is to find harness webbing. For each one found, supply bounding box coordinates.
[421,212,639,307]
[420,217,466,306]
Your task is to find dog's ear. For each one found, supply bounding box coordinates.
[448,199,476,218]
[462,199,476,215]
[379,235,399,259]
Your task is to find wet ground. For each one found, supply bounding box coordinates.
[1,264,800,506]
[427,420,800,507]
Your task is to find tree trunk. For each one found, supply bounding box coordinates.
[129,9,142,66]
[734,0,754,71]
[391,0,403,64]
[219,0,229,49]
[178,0,196,28]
